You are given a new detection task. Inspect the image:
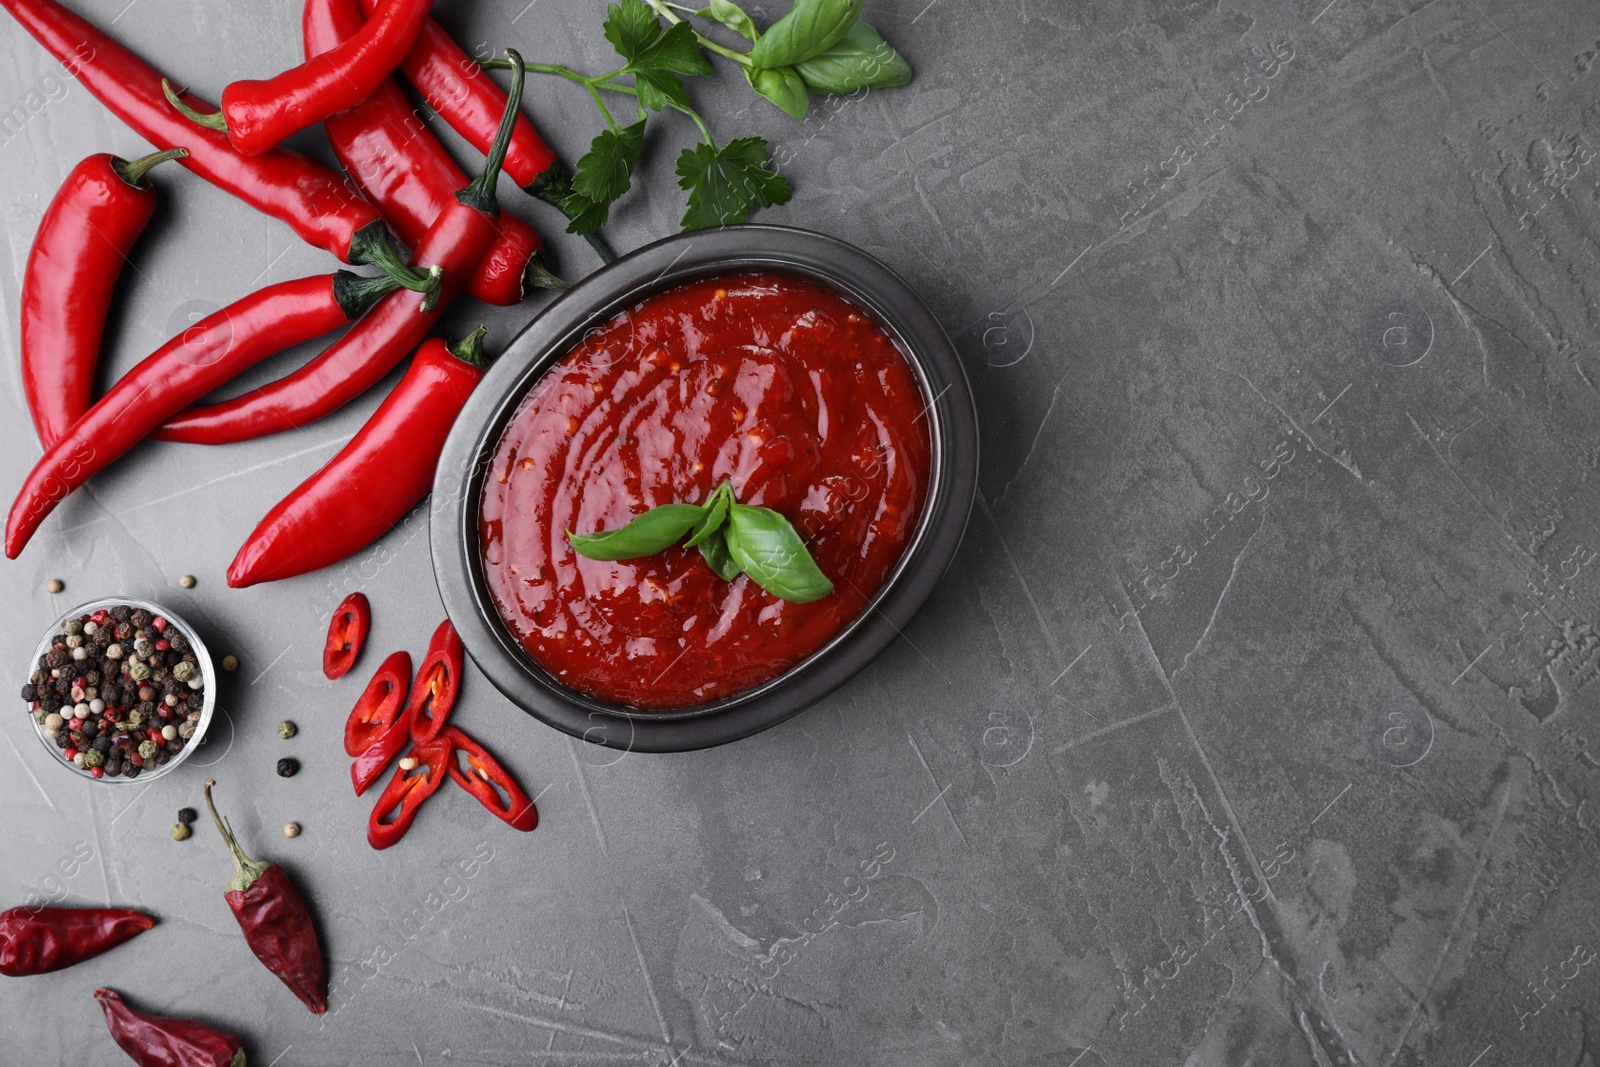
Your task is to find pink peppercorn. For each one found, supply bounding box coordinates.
[89,767,103,778]
[155,639,170,651]
[129,754,143,767]
[68,717,83,730]
[151,617,167,632]
[64,747,78,760]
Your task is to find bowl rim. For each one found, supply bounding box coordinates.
[431,224,977,753]
[27,596,218,784]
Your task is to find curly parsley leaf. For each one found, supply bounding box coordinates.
[675,137,792,230]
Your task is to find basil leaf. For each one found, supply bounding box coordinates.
[603,0,662,62]
[698,0,758,41]
[748,0,863,69]
[568,503,705,561]
[745,65,809,119]
[684,484,731,548]
[698,527,743,581]
[794,21,911,94]
[725,503,834,603]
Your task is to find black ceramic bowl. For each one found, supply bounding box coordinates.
[431,225,977,752]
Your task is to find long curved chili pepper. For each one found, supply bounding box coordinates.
[440,727,538,832]
[0,0,432,294]
[94,989,244,1067]
[0,905,154,976]
[163,0,427,157]
[305,0,561,307]
[367,734,452,850]
[353,0,613,262]
[22,147,184,449]
[5,272,401,559]
[228,331,488,588]
[154,52,531,446]
[324,592,371,680]
[407,619,464,745]
[344,649,410,757]
[202,779,327,1014]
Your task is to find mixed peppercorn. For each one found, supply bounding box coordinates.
[25,605,206,779]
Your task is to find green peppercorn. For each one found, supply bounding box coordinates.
[138,740,158,760]
[63,619,83,636]
[172,661,197,683]
[82,748,104,768]
[171,824,190,841]
[277,721,297,740]
[129,662,151,681]
[126,709,145,728]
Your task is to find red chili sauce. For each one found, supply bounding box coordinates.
[479,272,931,709]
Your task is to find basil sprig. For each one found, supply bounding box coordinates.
[566,481,834,604]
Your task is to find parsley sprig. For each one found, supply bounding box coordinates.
[483,0,910,234]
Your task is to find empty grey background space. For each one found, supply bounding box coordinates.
[1,0,1597,1064]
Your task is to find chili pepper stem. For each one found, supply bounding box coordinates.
[202,778,272,893]
[331,270,406,320]
[523,252,571,293]
[347,221,445,306]
[111,146,188,188]
[160,79,229,131]
[456,50,526,216]
[447,325,490,369]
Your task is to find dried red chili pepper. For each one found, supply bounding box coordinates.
[162,0,427,156]
[94,988,244,1067]
[22,147,184,449]
[324,592,372,680]
[0,0,431,291]
[367,734,452,850]
[407,620,464,745]
[305,0,561,307]
[228,330,490,588]
[0,905,153,976]
[440,727,538,832]
[153,52,531,446]
[201,779,328,1014]
[5,272,402,559]
[344,650,410,757]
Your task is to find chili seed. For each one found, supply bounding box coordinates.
[45,579,63,594]
[283,822,300,838]
[177,807,196,825]
[171,824,190,841]
[277,721,297,740]
[179,575,196,589]
[276,758,299,778]
[398,756,418,771]
[221,655,238,672]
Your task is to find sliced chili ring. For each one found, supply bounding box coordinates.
[406,620,463,745]
[344,650,410,757]
[366,734,451,850]
[440,726,538,832]
[351,713,413,796]
[323,592,371,679]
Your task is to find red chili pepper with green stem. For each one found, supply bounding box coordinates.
[0,905,154,976]
[0,0,433,295]
[94,989,244,1067]
[441,727,538,832]
[407,619,464,745]
[202,779,327,1014]
[162,0,428,157]
[367,733,452,850]
[227,330,490,588]
[154,52,531,446]
[324,592,371,680]
[23,147,185,449]
[5,272,403,559]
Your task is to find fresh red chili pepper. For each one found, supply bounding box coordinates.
[352,715,412,797]
[305,0,560,307]
[201,779,328,1014]
[0,0,432,292]
[324,592,372,680]
[0,905,154,976]
[22,147,184,449]
[228,331,489,588]
[153,52,531,447]
[5,272,401,559]
[367,734,452,850]
[440,727,538,832]
[407,619,464,745]
[163,0,428,157]
[94,988,244,1067]
[344,649,410,757]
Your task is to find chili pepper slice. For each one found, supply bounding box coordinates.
[202,779,328,1014]
[22,147,184,449]
[94,988,244,1067]
[229,331,489,588]
[407,620,464,745]
[323,592,372,680]
[351,714,411,797]
[163,0,428,157]
[152,51,531,446]
[0,905,154,976]
[366,734,452,850]
[344,649,410,757]
[4,272,401,559]
[0,0,433,294]
[306,0,559,307]
[440,727,538,832]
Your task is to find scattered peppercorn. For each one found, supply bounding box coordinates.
[283,823,300,838]
[221,655,238,672]
[277,721,297,740]
[276,758,299,778]
[179,575,196,588]
[171,824,191,841]
[177,808,197,825]
[45,579,63,594]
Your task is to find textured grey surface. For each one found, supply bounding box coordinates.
[2,0,1598,1063]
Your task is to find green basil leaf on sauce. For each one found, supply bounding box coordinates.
[697,527,743,581]
[725,503,834,603]
[684,482,731,549]
[568,503,704,561]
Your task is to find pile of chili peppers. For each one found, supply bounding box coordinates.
[1,0,598,581]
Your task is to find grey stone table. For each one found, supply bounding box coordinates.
[1,0,1596,1063]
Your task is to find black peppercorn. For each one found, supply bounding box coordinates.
[46,648,69,668]
[129,609,151,628]
[110,606,131,622]
[276,757,299,778]
[177,807,197,825]
[20,684,36,701]
[167,633,188,652]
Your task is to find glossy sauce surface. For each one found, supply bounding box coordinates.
[479,272,931,709]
